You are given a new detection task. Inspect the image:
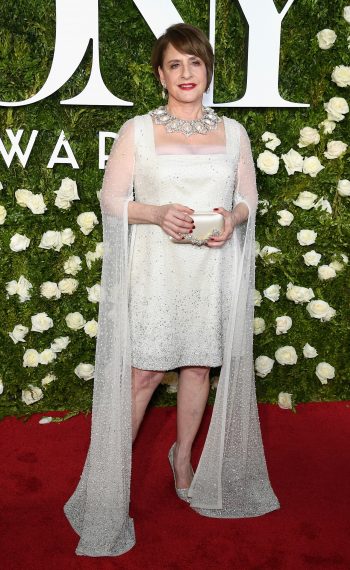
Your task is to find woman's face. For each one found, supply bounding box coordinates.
[158,43,207,105]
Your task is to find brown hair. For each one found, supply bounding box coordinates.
[151,23,214,91]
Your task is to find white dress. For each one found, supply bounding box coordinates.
[129,114,239,370]
[63,111,281,557]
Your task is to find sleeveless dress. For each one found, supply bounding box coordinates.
[129,114,239,370]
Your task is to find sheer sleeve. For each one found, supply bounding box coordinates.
[100,118,135,217]
[233,124,258,220]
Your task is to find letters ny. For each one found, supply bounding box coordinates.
[0,0,308,108]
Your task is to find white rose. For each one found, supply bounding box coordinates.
[86,283,101,303]
[54,178,79,208]
[297,229,317,246]
[261,131,281,151]
[344,6,350,22]
[66,312,86,330]
[281,148,304,175]
[6,280,18,296]
[275,346,297,365]
[306,300,336,321]
[318,264,336,281]
[9,324,29,344]
[324,97,349,122]
[341,253,349,264]
[315,362,335,385]
[318,119,336,133]
[23,349,40,367]
[9,233,31,252]
[74,362,95,380]
[41,373,57,386]
[258,199,270,215]
[303,250,322,266]
[77,211,99,235]
[16,275,33,302]
[40,281,61,300]
[95,242,104,258]
[303,343,318,358]
[15,189,33,207]
[324,140,348,160]
[0,377,3,395]
[277,210,294,226]
[84,319,98,338]
[64,255,82,275]
[25,193,47,214]
[255,355,274,378]
[61,228,75,246]
[263,284,281,302]
[255,241,261,258]
[54,195,72,210]
[50,336,70,352]
[253,317,265,335]
[329,260,344,272]
[275,316,292,335]
[58,278,79,295]
[259,246,281,263]
[316,29,337,49]
[21,384,44,405]
[278,392,293,410]
[31,312,54,333]
[257,150,279,175]
[85,251,96,269]
[337,179,350,197]
[39,230,63,251]
[298,127,320,148]
[254,289,262,307]
[39,349,57,365]
[331,65,350,87]
[314,198,332,214]
[302,156,324,177]
[0,205,7,224]
[292,191,318,210]
[286,282,315,304]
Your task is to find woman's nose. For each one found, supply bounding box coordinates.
[181,64,192,78]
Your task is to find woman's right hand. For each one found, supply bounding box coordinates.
[155,204,195,240]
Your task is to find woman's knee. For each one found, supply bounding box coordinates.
[180,366,210,382]
[132,367,165,390]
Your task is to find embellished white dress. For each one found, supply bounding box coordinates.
[63,111,281,557]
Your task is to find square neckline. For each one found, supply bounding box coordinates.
[147,113,233,158]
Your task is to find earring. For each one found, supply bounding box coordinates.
[161,82,167,99]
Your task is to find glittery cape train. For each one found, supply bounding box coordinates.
[63,113,280,557]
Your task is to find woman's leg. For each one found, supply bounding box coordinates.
[173,366,210,487]
[132,366,165,442]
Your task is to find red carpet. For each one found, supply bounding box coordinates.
[0,402,349,570]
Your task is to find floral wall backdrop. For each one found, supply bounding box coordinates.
[0,0,349,419]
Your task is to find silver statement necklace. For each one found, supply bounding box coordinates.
[150,105,222,137]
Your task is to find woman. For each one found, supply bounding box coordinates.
[64,23,280,557]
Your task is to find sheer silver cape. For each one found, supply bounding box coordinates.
[63,113,280,557]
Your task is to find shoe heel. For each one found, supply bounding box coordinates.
[168,443,190,503]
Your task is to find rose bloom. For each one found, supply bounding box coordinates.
[318,265,336,281]
[257,150,279,175]
[318,119,336,134]
[255,355,274,378]
[0,204,7,224]
[293,191,318,210]
[263,284,281,302]
[303,343,318,358]
[275,316,292,335]
[315,362,335,385]
[298,127,320,148]
[297,229,317,246]
[275,346,298,365]
[286,282,314,304]
[324,140,348,160]
[337,180,350,197]
[331,65,350,88]
[316,29,337,50]
[281,148,304,175]
[303,250,322,267]
[306,300,336,321]
[278,392,292,410]
[324,96,349,122]
[277,210,294,226]
[253,317,266,335]
[22,384,44,405]
[302,156,324,177]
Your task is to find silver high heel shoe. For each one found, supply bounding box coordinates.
[168,442,194,503]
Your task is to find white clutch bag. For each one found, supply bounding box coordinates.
[170,211,224,246]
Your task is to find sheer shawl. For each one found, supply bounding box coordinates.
[63,114,280,557]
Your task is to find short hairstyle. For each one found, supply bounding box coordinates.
[151,23,214,91]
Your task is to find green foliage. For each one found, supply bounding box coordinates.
[0,0,349,419]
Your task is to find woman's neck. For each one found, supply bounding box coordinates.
[166,99,204,120]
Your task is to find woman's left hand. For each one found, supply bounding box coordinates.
[206,207,235,248]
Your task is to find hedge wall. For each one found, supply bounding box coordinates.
[0,0,349,420]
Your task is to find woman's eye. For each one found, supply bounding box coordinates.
[192,60,201,65]
[170,63,179,69]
